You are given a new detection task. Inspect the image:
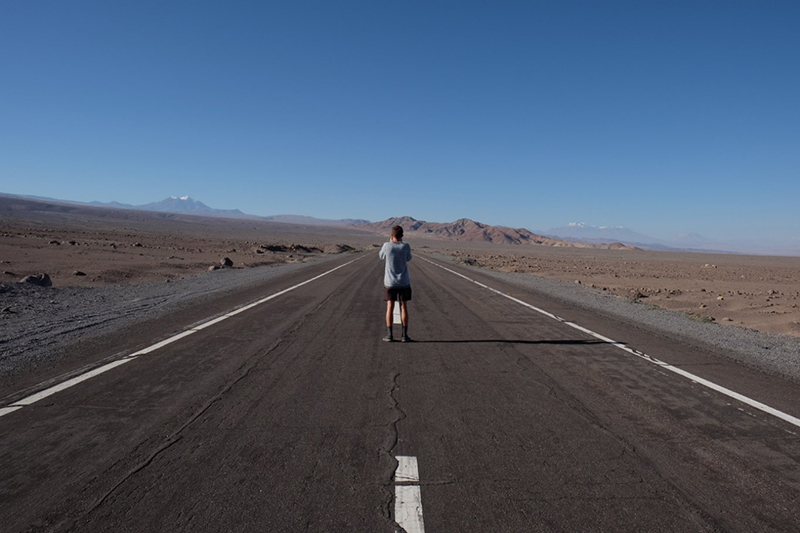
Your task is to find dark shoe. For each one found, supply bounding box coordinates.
[401,335,412,343]
[382,334,394,342]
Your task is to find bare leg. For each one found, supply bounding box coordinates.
[400,300,409,327]
[386,300,395,328]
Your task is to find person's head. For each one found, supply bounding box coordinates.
[391,225,404,242]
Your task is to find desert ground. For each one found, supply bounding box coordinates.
[443,244,800,338]
[2,195,799,340]
[0,196,377,288]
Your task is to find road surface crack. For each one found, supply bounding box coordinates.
[380,372,406,527]
[71,286,345,527]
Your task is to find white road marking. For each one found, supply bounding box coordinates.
[395,455,420,483]
[1,257,363,416]
[395,486,425,533]
[129,329,198,356]
[0,406,24,418]
[11,358,135,406]
[395,456,425,533]
[423,257,800,430]
[393,303,402,325]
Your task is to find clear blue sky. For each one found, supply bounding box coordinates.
[2,1,798,242]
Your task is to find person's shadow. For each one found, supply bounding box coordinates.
[411,339,609,345]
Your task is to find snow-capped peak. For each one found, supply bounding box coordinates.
[567,222,587,227]
[169,195,192,201]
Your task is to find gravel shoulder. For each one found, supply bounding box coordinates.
[432,253,800,385]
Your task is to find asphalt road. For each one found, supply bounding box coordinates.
[2,253,800,532]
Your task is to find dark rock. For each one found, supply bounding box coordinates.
[73,271,86,276]
[629,290,646,301]
[208,265,220,271]
[20,273,52,287]
[220,257,233,267]
[324,244,356,254]
[49,240,60,245]
[133,242,143,247]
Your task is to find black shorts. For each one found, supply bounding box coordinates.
[384,285,412,302]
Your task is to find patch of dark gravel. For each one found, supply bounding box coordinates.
[434,254,800,384]
[0,256,341,379]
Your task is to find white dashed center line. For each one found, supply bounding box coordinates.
[395,456,425,533]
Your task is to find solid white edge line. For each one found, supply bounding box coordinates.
[422,257,800,430]
[395,486,425,533]
[190,315,231,330]
[130,330,198,355]
[395,455,420,483]
[2,256,363,414]
[12,358,135,406]
[0,406,24,418]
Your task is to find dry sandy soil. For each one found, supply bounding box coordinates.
[445,245,800,338]
[0,197,377,288]
[2,196,798,341]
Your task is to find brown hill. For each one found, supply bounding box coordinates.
[359,216,632,248]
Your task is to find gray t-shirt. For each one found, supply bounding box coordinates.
[379,241,412,287]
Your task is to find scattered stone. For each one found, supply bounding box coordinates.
[132,242,143,247]
[68,240,77,245]
[324,244,356,254]
[3,271,16,276]
[73,271,86,276]
[1,306,13,314]
[208,265,220,271]
[717,296,724,301]
[20,273,52,287]
[723,317,733,322]
[699,304,707,309]
[220,257,233,267]
[575,280,581,285]
[49,240,60,245]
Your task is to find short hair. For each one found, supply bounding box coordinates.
[391,225,404,239]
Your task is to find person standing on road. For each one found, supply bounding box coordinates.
[379,225,412,342]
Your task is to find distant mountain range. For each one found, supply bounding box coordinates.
[546,222,723,252]
[544,222,800,255]
[4,193,796,255]
[90,196,249,218]
[546,222,657,245]
[7,194,363,227]
[361,216,635,249]
[261,214,370,226]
